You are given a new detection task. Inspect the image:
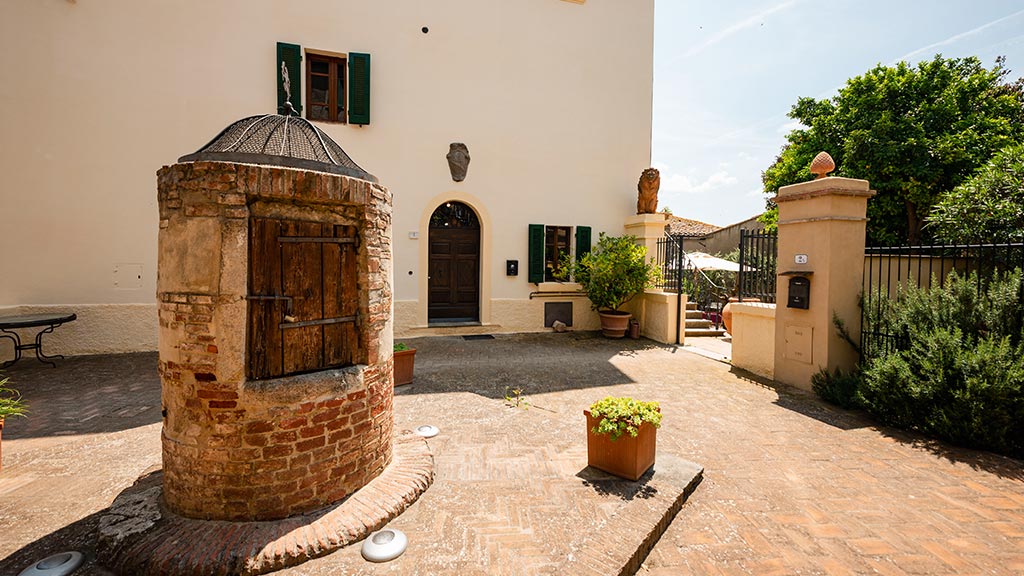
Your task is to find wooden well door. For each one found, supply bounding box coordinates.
[248,218,359,380]
[428,202,480,322]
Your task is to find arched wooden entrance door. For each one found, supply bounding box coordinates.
[428,201,480,323]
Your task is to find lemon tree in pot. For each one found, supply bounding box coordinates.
[584,396,662,481]
[558,233,661,338]
[0,376,28,473]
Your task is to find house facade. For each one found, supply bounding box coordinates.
[0,0,655,358]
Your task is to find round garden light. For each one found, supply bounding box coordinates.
[361,528,408,562]
[19,551,83,576]
[414,425,439,438]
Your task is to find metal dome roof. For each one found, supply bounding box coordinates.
[178,109,377,183]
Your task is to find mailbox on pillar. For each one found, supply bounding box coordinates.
[787,276,811,309]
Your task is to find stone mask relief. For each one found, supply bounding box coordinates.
[447,143,470,182]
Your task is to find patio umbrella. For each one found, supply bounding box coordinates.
[683,252,746,272]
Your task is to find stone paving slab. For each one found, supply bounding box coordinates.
[1,333,1023,575]
[0,336,702,575]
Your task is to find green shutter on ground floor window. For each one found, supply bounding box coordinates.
[276,42,303,114]
[528,224,545,283]
[348,52,371,125]
[575,226,592,262]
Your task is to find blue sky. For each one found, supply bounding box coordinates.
[652,0,1024,227]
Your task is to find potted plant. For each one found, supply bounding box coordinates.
[0,376,28,473]
[584,396,662,481]
[558,233,661,338]
[393,342,416,386]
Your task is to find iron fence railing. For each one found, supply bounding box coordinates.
[860,241,1024,361]
[738,228,777,303]
[656,235,731,341]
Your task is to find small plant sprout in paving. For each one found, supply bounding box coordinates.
[0,376,28,419]
[503,386,529,410]
[588,396,661,441]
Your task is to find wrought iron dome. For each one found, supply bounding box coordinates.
[178,107,377,183]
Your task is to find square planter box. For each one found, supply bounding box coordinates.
[584,410,656,481]
[393,348,416,386]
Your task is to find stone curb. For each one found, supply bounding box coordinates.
[560,456,704,576]
[96,431,433,576]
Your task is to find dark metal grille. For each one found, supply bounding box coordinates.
[738,229,777,303]
[429,201,480,229]
[179,113,377,182]
[860,241,1024,361]
[656,235,730,344]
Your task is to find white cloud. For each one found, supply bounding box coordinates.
[894,8,1024,64]
[737,151,756,161]
[661,170,738,195]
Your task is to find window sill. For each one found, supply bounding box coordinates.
[536,282,582,292]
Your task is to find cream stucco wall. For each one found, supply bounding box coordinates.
[730,302,775,380]
[622,290,683,345]
[0,0,655,358]
[772,177,874,390]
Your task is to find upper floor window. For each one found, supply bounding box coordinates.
[276,42,371,125]
[307,54,346,123]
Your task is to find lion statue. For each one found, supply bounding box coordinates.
[636,168,660,214]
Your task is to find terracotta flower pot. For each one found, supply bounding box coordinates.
[585,410,657,481]
[393,348,416,386]
[598,310,632,338]
[722,297,759,334]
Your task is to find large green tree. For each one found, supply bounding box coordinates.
[929,143,1024,243]
[761,56,1024,245]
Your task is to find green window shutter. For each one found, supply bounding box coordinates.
[575,226,592,262]
[348,52,371,125]
[276,42,303,114]
[528,224,545,283]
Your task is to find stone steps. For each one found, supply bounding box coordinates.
[685,328,728,337]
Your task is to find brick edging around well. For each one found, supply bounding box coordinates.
[96,431,433,576]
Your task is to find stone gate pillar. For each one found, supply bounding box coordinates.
[772,171,875,390]
[624,213,667,260]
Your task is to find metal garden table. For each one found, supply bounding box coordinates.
[0,312,77,368]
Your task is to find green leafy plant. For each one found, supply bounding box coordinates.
[929,143,1024,244]
[811,368,864,410]
[0,377,27,420]
[857,269,1024,457]
[761,55,1024,244]
[588,396,662,441]
[557,233,661,312]
[394,342,411,352]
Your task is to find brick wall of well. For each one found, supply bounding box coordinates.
[156,161,394,521]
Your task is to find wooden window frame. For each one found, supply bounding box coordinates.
[306,53,347,124]
[544,225,573,282]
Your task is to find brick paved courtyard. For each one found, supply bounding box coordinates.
[1,333,1022,575]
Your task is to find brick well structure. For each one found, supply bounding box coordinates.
[157,151,393,521]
